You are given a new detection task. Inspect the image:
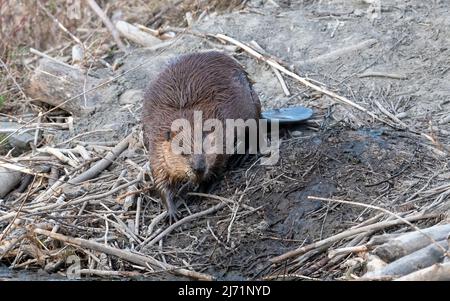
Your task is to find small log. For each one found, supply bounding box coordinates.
[27,58,113,115]
[372,224,450,262]
[33,228,213,280]
[362,240,448,279]
[115,21,162,47]
[395,262,450,281]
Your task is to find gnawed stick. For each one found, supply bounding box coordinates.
[362,240,448,279]
[33,228,213,280]
[0,162,48,178]
[135,24,175,40]
[371,223,450,262]
[68,133,132,184]
[328,245,369,259]
[395,262,450,281]
[37,146,79,168]
[270,212,439,263]
[115,21,162,47]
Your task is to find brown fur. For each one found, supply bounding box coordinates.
[142,51,261,220]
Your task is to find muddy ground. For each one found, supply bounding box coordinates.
[2,0,450,280]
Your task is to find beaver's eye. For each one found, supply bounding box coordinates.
[165,131,171,141]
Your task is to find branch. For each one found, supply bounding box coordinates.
[86,0,126,52]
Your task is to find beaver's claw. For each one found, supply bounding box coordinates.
[166,207,180,224]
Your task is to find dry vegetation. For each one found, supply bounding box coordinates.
[1,0,450,281]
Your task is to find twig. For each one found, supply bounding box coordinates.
[261,274,321,281]
[135,197,142,236]
[0,179,141,224]
[33,175,65,204]
[146,212,167,238]
[299,39,377,65]
[54,129,113,147]
[213,34,383,122]
[185,12,194,27]
[37,146,79,168]
[36,0,84,47]
[135,24,175,40]
[227,201,240,243]
[307,196,448,256]
[86,0,126,52]
[188,192,255,211]
[68,133,132,184]
[249,40,290,96]
[0,161,48,177]
[35,179,141,212]
[207,220,232,251]
[373,100,408,128]
[272,67,291,96]
[0,57,28,100]
[358,72,407,80]
[328,245,369,258]
[363,239,448,279]
[270,212,439,263]
[33,112,42,147]
[29,48,78,70]
[141,202,227,249]
[117,187,150,202]
[0,176,36,242]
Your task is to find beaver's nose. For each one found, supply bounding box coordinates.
[192,155,206,174]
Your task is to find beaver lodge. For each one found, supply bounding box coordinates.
[1,0,450,281]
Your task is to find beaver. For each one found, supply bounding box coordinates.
[142,51,261,222]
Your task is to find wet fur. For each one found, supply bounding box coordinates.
[142,51,261,220]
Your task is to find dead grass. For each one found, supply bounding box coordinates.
[0,0,245,114]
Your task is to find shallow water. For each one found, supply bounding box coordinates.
[0,264,69,281]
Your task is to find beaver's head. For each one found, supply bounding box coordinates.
[161,127,222,185]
